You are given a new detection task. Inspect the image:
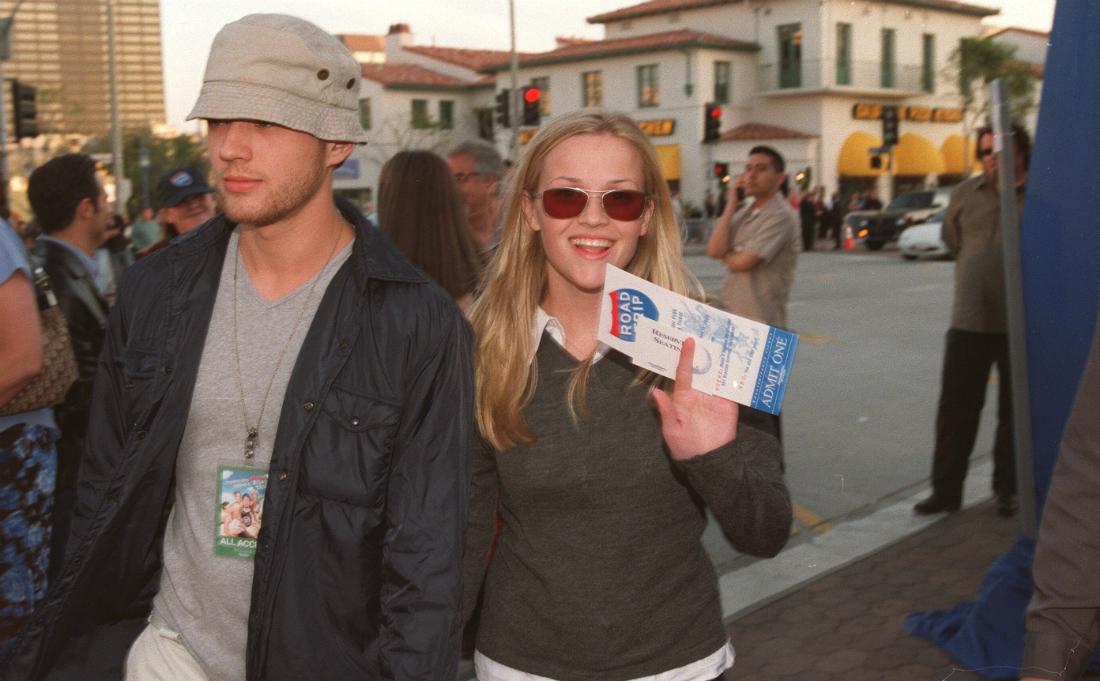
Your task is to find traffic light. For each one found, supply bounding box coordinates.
[521,86,541,126]
[882,105,899,147]
[713,162,729,179]
[703,102,722,143]
[495,89,511,129]
[11,79,38,140]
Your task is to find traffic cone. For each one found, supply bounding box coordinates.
[843,224,855,250]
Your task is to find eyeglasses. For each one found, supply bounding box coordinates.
[977,147,996,159]
[535,187,648,221]
[453,171,484,184]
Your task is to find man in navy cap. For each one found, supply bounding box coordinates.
[138,165,216,257]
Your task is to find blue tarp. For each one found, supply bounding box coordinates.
[906,1,1100,677]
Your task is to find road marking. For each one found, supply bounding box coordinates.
[792,502,831,534]
[796,332,838,346]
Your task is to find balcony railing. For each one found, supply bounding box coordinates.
[758,59,926,94]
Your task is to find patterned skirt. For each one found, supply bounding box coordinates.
[0,423,58,656]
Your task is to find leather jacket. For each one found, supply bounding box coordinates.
[33,237,108,450]
[6,202,473,680]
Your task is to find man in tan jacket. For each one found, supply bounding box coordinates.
[914,124,1030,518]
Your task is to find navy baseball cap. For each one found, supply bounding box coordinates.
[156,166,213,209]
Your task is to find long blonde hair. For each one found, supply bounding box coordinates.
[469,109,700,450]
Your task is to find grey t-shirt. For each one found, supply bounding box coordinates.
[150,230,352,679]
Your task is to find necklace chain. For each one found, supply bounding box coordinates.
[232,226,344,460]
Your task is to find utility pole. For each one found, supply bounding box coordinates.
[0,0,28,216]
[508,0,519,161]
[106,0,126,213]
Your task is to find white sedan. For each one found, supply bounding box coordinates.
[898,209,951,260]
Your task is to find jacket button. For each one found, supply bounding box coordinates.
[277,471,288,481]
[303,401,315,412]
[338,339,351,352]
[135,430,147,440]
[350,417,360,427]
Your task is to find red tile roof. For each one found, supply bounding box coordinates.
[359,63,489,90]
[987,26,1051,39]
[719,123,815,141]
[588,0,734,24]
[587,0,996,23]
[403,46,528,71]
[481,29,756,72]
[338,34,385,52]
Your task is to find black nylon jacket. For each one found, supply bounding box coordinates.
[4,202,473,680]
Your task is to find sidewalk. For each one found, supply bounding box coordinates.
[724,497,1019,680]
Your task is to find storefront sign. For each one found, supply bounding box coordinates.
[851,103,963,124]
[636,119,676,137]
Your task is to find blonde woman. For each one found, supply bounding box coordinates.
[464,109,793,680]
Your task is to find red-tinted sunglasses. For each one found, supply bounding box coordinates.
[535,187,648,221]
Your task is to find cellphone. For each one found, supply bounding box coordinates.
[736,186,745,202]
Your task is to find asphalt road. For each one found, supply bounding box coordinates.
[687,242,1001,570]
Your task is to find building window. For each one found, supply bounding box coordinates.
[778,23,802,88]
[358,98,371,130]
[411,99,430,129]
[530,76,550,115]
[714,61,731,103]
[922,33,935,93]
[836,23,852,86]
[439,100,454,129]
[637,64,659,108]
[582,70,603,107]
[881,29,896,88]
[476,108,493,140]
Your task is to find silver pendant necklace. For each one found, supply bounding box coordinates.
[232,227,343,459]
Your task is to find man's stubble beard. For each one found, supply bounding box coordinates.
[216,153,327,228]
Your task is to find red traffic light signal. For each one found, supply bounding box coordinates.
[521,86,541,126]
[703,102,722,142]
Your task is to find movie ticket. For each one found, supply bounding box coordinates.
[597,265,798,415]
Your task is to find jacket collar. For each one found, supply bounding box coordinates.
[165,195,427,292]
[37,235,99,281]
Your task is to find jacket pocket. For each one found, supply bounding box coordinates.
[300,384,399,507]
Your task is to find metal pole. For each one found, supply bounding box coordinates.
[138,144,149,210]
[990,79,1036,539]
[106,0,125,212]
[508,0,518,161]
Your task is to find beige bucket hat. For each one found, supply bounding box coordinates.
[188,14,369,144]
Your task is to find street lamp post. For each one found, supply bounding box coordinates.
[138,145,150,210]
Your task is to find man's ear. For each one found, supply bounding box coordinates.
[326,141,355,169]
[74,196,96,223]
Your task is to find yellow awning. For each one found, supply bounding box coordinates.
[837,131,884,177]
[654,144,681,181]
[941,134,982,175]
[893,133,946,175]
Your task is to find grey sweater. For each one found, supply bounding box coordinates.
[464,336,792,681]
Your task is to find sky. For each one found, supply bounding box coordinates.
[160,0,1056,131]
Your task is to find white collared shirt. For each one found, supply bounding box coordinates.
[531,306,610,364]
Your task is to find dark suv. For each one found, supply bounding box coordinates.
[845,186,954,251]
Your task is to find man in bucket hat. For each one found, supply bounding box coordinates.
[3,14,472,681]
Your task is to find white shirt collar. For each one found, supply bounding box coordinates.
[531,307,610,364]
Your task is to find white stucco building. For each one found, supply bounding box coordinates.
[333,2,1046,211]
